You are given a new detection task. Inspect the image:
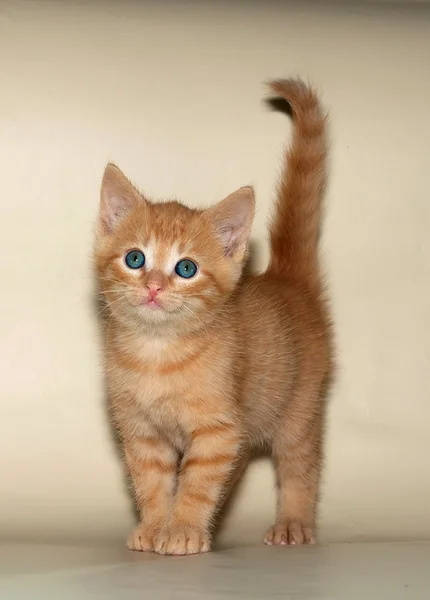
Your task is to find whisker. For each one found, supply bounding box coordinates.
[181,304,208,334]
[95,294,128,318]
[96,288,129,295]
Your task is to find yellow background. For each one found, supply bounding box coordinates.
[1,0,429,547]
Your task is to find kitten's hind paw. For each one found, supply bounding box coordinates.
[263,522,316,546]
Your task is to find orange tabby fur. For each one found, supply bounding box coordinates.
[94,78,333,555]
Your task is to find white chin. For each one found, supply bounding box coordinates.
[139,305,168,320]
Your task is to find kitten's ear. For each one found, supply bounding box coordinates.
[97,163,143,237]
[207,186,255,260]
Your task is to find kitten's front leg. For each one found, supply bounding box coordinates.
[154,419,242,556]
[124,432,178,552]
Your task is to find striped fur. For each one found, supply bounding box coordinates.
[94,78,334,555]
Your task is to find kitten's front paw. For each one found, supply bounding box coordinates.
[154,525,210,556]
[127,523,160,552]
[263,522,316,546]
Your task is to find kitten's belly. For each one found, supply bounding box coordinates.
[234,277,298,446]
[242,330,296,446]
[241,366,295,447]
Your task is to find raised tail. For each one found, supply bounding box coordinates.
[267,78,328,290]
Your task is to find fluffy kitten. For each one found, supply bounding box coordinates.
[94,78,333,556]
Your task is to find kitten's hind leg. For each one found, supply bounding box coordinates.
[264,366,329,546]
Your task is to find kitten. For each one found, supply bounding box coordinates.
[94,78,333,556]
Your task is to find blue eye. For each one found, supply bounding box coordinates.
[175,259,198,279]
[125,250,145,269]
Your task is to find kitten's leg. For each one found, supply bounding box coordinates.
[154,420,242,556]
[124,430,178,552]
[224,451,249,497]
[265,372,327,546]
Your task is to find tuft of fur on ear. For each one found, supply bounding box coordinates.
[97,163,143,237]
[207,186,255,261]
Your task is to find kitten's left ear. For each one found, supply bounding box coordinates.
[206,186,255,261]
[97,163,143,237]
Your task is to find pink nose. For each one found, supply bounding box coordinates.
[146,283,162,299]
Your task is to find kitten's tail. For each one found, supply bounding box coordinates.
[267,78,328,291]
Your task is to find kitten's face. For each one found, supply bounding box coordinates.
[95,164,254,334]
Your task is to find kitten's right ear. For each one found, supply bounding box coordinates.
[97,163,142,237]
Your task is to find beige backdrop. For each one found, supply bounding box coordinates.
[1,0,429,547]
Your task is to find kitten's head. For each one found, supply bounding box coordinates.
[94,164,255,334]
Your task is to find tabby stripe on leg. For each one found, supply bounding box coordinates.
[181,453,237,471]
[136,458,177,474]
[183,491,216,506]
[192,423,235,439]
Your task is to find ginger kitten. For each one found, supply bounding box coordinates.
[94,78,333,555]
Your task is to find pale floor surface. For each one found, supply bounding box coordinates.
[1,541,429,599]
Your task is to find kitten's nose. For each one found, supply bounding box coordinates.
[146,283,163,299]
[144,270,167,299]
